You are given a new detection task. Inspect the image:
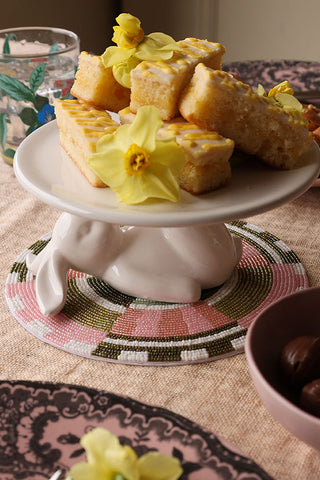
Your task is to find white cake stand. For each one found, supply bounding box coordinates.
[14,121,320,316]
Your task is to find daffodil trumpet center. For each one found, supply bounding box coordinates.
[125,143,150,176]
[113,25,144,49]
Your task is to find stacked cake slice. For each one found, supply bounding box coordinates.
[130,38,225,121]
[55,99,119,187]
[179,64,312,169]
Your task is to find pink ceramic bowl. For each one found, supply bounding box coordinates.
[245,286,320,451]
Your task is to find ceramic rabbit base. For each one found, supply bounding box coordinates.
[7,220,309,364]
[26,212,243,316]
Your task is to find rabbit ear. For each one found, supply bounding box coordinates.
[26,250,47,275]
[35,248,69,316]
[26,239,55,275]
[26,252,38,274]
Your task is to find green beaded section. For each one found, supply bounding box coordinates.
[92,325,245,362]
[63,278,120,331]
[214,265,273,320]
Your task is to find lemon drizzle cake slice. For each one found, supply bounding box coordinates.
[70,52,131,112]
[54,99,119,187]
[179,64,313,169]
[130,38,226,121]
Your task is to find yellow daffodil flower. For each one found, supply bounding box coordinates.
[67,428,183,480]
[101,13,180,88]
[112,13,144,49]
[268,80,294,98]
[88,106,185,205]
[256,81,305,121]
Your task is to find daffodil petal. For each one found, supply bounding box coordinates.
[275,92,303,111]
[116,13,142,36]
[68,462,113,480]
[147,32,180,48]
[105,445,139,480]
[144,163,181,202]
[135,47,174,61]
[115,170,178,205]
[112,55,140,88]
[268,80,294,97]
[117,172,179,204]
[95,125,131,153]
[101,46,134,68]
[89,149,127,188]
[256,84,267,97]
[135,34,178,61]
[94,132,116,149]
[128,106,163,152]
[152,139,186,175]
[115,175,149,204]
[138,452,183,480]
[81,428,120,465]
[111,123,132,151]
[89,132,128,187]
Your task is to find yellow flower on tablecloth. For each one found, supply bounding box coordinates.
[67,427,183,480]
[101,13,180,88]
[88,105,186,205]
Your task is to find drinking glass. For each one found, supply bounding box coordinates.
[0,26,80,165]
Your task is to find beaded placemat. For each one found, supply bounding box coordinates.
[5,221,308,365]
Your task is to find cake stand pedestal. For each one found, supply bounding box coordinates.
[25,213,243,315]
